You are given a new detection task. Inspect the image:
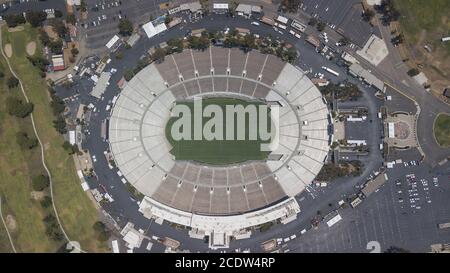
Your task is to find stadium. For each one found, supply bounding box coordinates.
[108,47,331,248]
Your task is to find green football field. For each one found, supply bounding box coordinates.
[165,98,272,165]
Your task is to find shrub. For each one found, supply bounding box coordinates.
[7,76,19,89]
[6,97,34,118]
[40,196,53,209]
[32,175,50,191]
[407,68,420,77]
[16,132,38,149]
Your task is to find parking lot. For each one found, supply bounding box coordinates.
[300,0,378,47]
[83,0,166,49]
[283,164,450,253]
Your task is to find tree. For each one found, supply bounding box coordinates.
[70,48,79,57]
[39,29,51,46]
[7,76,19,89]
[407,68,420,77]
[27,56,50,72]
[281,0,301,12]
[26,11,48,27]
[4,14,26,28]
[187,36,210,50]
[151,48,166,63]
[93,221,110,242]
[317,21,326,32]
[164,16,173,25]
[118,19,133,36]
[40,196,53,209]
[54,10,63,18]
[49,18,68,37]
[53,116,67,134]
[62,141,80,155]
[32,175,50,191]
[6,97,34,118]
[339,37,350,46]
[0,70,4,79]
[123,69,135,81]
[16,132,38,149]
[80,0,87,12]
[362,9,375,22]
[93,221,106,233]
[384,246,409,253]
[308,17,318,26]
[66,14,76,25]
[166,38,184,53]
[49,39,63,54]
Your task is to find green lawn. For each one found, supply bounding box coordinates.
[395,0,450,54]
[0,37,60,252]
[434,114,450,147]
[166,98,271,165]
[1,24,105,252]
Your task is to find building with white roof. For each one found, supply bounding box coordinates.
[142,21,168,39]
[90,72,111,99]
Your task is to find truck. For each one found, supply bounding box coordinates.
[438,223,450,229]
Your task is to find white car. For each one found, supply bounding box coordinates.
[251,21,260,26]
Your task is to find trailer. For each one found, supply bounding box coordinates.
[321,66,340,77]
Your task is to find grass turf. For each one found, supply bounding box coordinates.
[395,0,450,54]
[434,114,450,148]
[1,24,105,252]
[166,98,271,165]
[0,32,60,252]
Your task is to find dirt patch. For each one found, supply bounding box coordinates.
[30,191,46,201]
[7,26,24,33]
[5,215,17,231]
[4,43,12,58]
[26,41,36,56]
[44,142,51,151]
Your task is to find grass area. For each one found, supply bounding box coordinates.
[434,114,450,147]
[0,37,60,252]
[0,217,13,252]
[1,24,104,252]
[395,0,450,52]
[166,98,271,165]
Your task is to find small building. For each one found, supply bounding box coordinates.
[105,35,120,49]
[361,173,387,197]
[349,63,384,91]
[167,17,182,28]
[126,33,140,47]
[341,52,359,65]
[191,28,206,37]
[235,27,250,36]
[260,16,275,26]
[306,35,320,48]
[52,54,65,71]
[91,72,111,99]
[291,19,307,33]
[142,21,167,39]
[213,3,229,14]
[275,15,289,25]
[235,4,255,18]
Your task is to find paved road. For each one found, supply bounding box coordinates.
[56,13,449,253]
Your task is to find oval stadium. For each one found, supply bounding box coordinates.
[108,47,331,248]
